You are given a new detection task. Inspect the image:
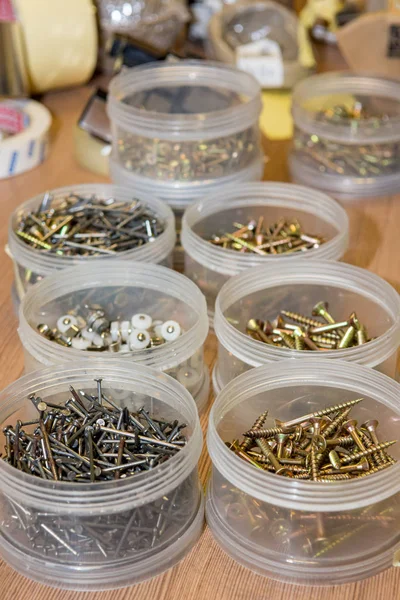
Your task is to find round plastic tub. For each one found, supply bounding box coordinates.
[207,359,400,585]
[7,184,176,301]
[0,361,203,591]
[181,183,349,320]
[18,261,210,412]
[107,60,262,184]
[289,73,400,200]
[213,260,400,393]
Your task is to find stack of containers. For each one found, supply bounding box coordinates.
[289,73,400,200]
[207,360,400,584]
[7,184,176,301]
[181,183,349,321]
[107,60,264,264]
[0,361,204,590]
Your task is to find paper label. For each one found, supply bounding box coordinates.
[394,548,400,567]
[0,0,16,22]
[236,39,284,88]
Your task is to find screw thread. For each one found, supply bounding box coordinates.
[354,460,395,477]
[313,524,368,557]
[340,440,396,464]
[322,408,351,439]
[316,473,352,481]
[240,411,268,450]
[311,398,363,419]
[244,426,283,439]
[280,310,323,328]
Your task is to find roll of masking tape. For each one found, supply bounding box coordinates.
[14,0,97,93]
[0,99,51,179]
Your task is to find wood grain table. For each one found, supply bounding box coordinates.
[0,78,400,600]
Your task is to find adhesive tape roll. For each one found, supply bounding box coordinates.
[14,0,97,93]
[0,100,52,179]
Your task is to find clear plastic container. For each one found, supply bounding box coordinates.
[289,73,400,200]
[7,184,176,301]
[208,0,314,90]
[18,260,210,412]
[213,260,400,393]
[107,61,262,184]
[0,360,203,590]
[181,183,349,320]
[207,359,400,585]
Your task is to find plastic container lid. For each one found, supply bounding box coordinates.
[107,60,262,141]
[181,182,349,276]
[110,154,265,211]
[292,72,400,145]
[8,184,176,276]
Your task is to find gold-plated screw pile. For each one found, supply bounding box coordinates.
[228,398,397,482]
[207,217,326,255]
[247,301,371,350]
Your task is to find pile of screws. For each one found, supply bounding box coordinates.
[208,217,325,255]
[117,130,258,181]
[15,192,165,256]
[294,103,399,177]
[1,380,187,482]
[247,301,371,350]
[228,398,397,481]
[37,305,182,353]
[220,480,399,559]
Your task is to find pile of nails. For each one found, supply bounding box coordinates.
[208,217,325,255]
[37,305,182,352]
[15,192,164,256]
[1,379,187,482]
[229,398,397,481]
[247,301,371,350]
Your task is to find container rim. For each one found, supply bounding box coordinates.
[292,72,400,144]
[107,60,262,140]
[8,184,176,276]
[0,361,202,513]
[207,359,400,512]
[214,260,400,368]
[181,182,349,275]
[18,260,209,371]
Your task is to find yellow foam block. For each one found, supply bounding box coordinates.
[260,90,293,140]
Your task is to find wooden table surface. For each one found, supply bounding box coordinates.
[1,64,400,600]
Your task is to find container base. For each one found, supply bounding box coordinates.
[0,495,205,591]
[206,484,398,586]
[289,152,400,202]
